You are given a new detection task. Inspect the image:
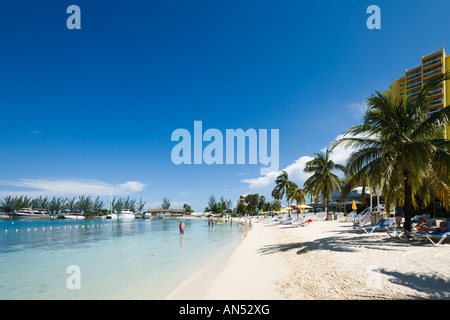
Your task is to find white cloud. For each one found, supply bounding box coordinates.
[320,134,355,165]
[0,178,146,198]
[241,132,362,199]
[346,102,368,119]
[241,156,314,197]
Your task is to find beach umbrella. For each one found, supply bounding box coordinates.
[296,204,313,209]
[296,204,313,214]
[352,200,357,211]
[281,207,293,211]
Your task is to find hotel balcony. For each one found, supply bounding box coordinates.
[429,96,443,106]
[425,106,443,118]
[428,86,443,97]
[407,87,421,98]
[422,55,442,68]
[406,68,422,81]
[406,79,422,90]
[423,66,442,80]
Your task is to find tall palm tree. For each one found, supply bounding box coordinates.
[333,72,450,231]
[287,185,307,211]
[271,187,282,202]
[286,182,298,206]
[417,173,450,218]
[273,171,290,203]
[303,149,345,214]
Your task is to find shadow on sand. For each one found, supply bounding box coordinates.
[257,226,450,299]
[258,228,408,256]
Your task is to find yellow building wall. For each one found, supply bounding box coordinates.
[384,49,449,139]
[446,55,450,139]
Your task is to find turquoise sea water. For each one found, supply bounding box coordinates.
[0,218,247,299]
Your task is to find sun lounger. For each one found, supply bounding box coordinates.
[355,218,394,233]
[419,231,450,245]
[387,224,450,246]
[280,217,293,224]
[292,218,312,227]
[387,229,403,238]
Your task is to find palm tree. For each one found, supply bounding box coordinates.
[273,171,290,203]
[417,173,450,218]
[303,149,345,214]
[271,187,282,202]
[333,72,450,231]
[288,186,307,207]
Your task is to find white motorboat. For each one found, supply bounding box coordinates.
[59,210,85,220]
[10,208,50,219]
[117,209,135,220]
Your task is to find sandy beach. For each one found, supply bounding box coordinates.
[170,218,450,300]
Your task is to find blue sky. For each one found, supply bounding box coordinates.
[1,0,449,211]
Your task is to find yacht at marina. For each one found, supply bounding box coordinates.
[117,209,135,220]
[10,208,50,219]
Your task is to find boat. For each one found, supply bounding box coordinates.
[10,208,50,219]
[105,185,117,219]
[58,210,85,220]
[117,209,135,220]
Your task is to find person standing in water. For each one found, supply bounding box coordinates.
[179,220,185,235]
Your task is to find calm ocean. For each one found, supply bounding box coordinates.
[0,218,247,299]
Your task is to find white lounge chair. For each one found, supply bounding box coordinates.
[292,218,312,227]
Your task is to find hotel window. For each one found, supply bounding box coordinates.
[406,69,422,80]
[423,66,442,78]
[430,97,443,105]
[408,88,421,98]
[425,106,442,117]
[429,85,443,96]
[406,79,422,89]
[423,56,442,68]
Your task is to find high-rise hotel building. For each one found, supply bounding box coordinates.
[383,47,450,139]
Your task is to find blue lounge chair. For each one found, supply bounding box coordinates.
[355,218,394,233]
[387,222,450,246]
[421,231,450,245]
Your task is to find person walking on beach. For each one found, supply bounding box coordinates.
[394,204,403,229]
[179,220,185,235]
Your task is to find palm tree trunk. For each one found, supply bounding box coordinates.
[403,170,413,231]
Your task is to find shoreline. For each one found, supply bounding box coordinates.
[166,229,247,300]
[169,219,450,300]
[169,219,289,300]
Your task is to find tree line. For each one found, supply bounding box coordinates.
[0,195,146,215]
